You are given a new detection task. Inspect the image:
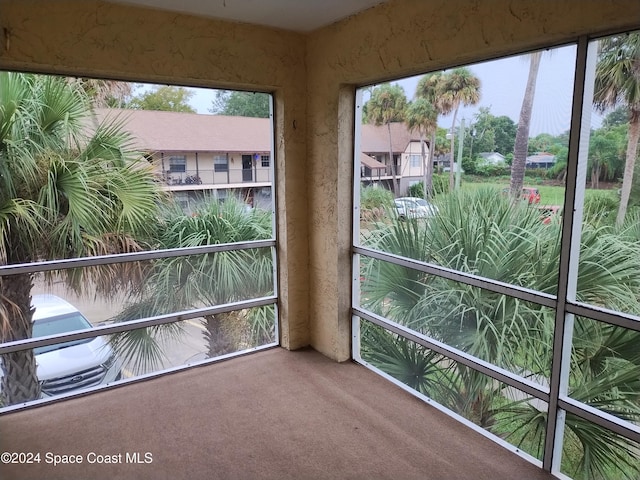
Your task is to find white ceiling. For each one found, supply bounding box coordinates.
[108,0,388,32]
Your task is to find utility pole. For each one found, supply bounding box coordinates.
[455,118,465,190]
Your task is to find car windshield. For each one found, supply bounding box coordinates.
[413,198,429,206]
[32,312,93,355]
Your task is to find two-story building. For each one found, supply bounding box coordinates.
[95,108,273,209]
[360,122,431,194]
[99,110,430,200]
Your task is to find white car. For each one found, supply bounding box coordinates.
[394,197,438,219]
[31,294,121,397]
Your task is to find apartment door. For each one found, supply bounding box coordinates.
[242,155,253,182]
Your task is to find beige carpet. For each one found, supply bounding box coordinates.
[0,347,554,480]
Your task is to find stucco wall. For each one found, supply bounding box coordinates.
[306,0,640,361]
[0,0,311,350]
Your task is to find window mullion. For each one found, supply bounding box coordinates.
[543,34,596,474]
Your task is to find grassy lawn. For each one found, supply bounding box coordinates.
[461,179,618,207]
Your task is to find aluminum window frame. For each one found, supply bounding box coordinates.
[213,154,229,172]
[168,155,187,173]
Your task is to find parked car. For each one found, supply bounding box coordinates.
[30,294,121,397]
[394,197,438,219]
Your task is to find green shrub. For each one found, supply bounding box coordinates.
[461,155,479,175]
[432,174,449,195]
[548,160,567,180]
[583,190,618,226]
[523,169,549,180]
[474,164,510,177]
[407,182,424,199]
[360,185,393,222]
[361,185,393,209]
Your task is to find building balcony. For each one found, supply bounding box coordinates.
[0,347,555,480]
[162,168,272,189]
[360,165,396,182]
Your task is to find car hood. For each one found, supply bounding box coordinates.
[36,336,113,380]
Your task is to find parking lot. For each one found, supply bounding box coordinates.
[32,278,209,378]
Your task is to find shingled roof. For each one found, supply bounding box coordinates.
[93,109,414,155]
[360,122,414,153]
[93,108,271,153]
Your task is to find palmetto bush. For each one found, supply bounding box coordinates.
[360,187,640,479]
[0,73,161,405]
[111,197,275,372]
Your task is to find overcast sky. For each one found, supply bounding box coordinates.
[186,42,602,137]
[388,43,608,137]
[396,45,580,137]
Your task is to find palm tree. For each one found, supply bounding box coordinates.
[416,73,448,185]
[510,51,542,199]
[113,197,274,366]
[437,68,481,191]
[0,72,161,405]
[365,84,408,195]
[360,188,640,478]
[594,32,640,226]
[405,98,438,198]
[67,78,133,108]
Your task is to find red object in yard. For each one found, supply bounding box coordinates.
[538,205,561,224]
[522,187,541,204]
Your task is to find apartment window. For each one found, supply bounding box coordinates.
[353,31,640,480]
[409,155,421,168]
[261,155,270,167]
[169,155,186,173]
[214,154,228,172]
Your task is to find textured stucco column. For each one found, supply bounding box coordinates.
[0,0,311,351]
[305,0,639,361]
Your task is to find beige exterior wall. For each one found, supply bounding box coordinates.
[1,0,639,362]
[154,152,272,186]
[402,141,427,179]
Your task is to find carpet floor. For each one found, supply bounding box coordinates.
[0,347,555,480]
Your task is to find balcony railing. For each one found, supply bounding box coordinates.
[360,165,396,181]
[162,168,272,186]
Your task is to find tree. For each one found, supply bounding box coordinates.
[462,108,517,162]
[467,108,496,156]
[0,73,161,405]
[361,187,640,478]
[603,105,631,128]
[510,51,542,199]
[127,85,196,113]
[594,32,640,226]
[364,84,408,195]
[112,197,274,366]
[415,73,448,193]
[405,98,438,198]
[491,116,518,156]
[437,68,481,191]
[67,78,133,108]
[210,90,270,118]
[588,127,626,188]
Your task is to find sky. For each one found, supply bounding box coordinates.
[380,43,603,137]
[181,42,601,137]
